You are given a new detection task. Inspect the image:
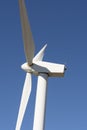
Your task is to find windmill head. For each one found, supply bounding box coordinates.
[21,43,66,77]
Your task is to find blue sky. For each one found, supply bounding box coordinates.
[0,0,87,130]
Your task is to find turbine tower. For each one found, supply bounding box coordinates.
[15,0,66,130]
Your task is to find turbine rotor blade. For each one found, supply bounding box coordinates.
[15,73,32,130]
[33,44,47,62]
[19,0,35,65]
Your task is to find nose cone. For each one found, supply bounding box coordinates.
[21,62,35,73]
[21,63,28,71]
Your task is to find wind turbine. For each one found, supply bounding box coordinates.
[15,0,66,130]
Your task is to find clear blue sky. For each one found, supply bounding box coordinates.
[0,0,87,130]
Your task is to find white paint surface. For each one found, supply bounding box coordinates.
[15,73,32,130]
[33,73,48,130]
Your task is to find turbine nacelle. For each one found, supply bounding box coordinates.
[21,61,66,77]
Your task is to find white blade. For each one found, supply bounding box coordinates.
[19,0,35,65]
[15,73,32,130]
[33,44,47,62]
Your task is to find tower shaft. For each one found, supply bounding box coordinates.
[33,73,48,130]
